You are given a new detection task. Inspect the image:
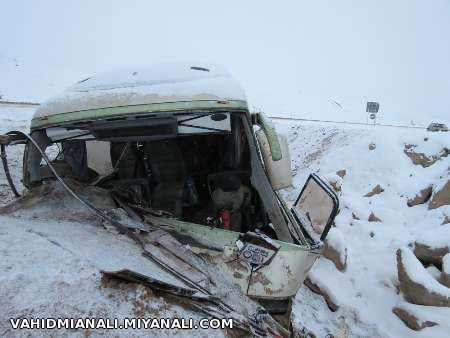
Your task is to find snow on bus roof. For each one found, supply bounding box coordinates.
[72,63,234,91]
[34,63,246,120]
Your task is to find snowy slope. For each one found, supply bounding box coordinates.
[275,121,450,337]
[0,214,229,338]
[0,55,83,103]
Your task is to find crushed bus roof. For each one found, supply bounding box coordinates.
[32,63,247,129]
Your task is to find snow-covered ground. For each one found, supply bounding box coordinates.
[1,105,449,337]
[0,216,227,338]
[275,120,450,337]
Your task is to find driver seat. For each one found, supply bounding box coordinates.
[145,140,186,217]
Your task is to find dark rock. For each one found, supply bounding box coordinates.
[442,215,450,225]
[368,212,381,222]
[414,243,449,266]
[364,184,384,197]
[393,306,438,331]
[336,169,346,178]
[429,180,450,209]
[407,186,433,207]
[397,248,450,307]
[404,145,449,168]
[304,278,339,312]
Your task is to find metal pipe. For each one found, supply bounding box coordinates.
[1,143,21,197]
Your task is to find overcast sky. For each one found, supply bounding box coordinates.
[1,0,450,124]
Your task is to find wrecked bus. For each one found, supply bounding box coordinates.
[1,63,338,327]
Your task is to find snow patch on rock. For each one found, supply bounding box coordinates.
[322,227,348,271]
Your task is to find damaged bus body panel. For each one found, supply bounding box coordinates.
[1,63,339,323]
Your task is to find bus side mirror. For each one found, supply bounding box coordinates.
[291,174,339,241]
[254,112,293,190]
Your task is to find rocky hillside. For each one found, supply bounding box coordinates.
[276,121,450,338]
